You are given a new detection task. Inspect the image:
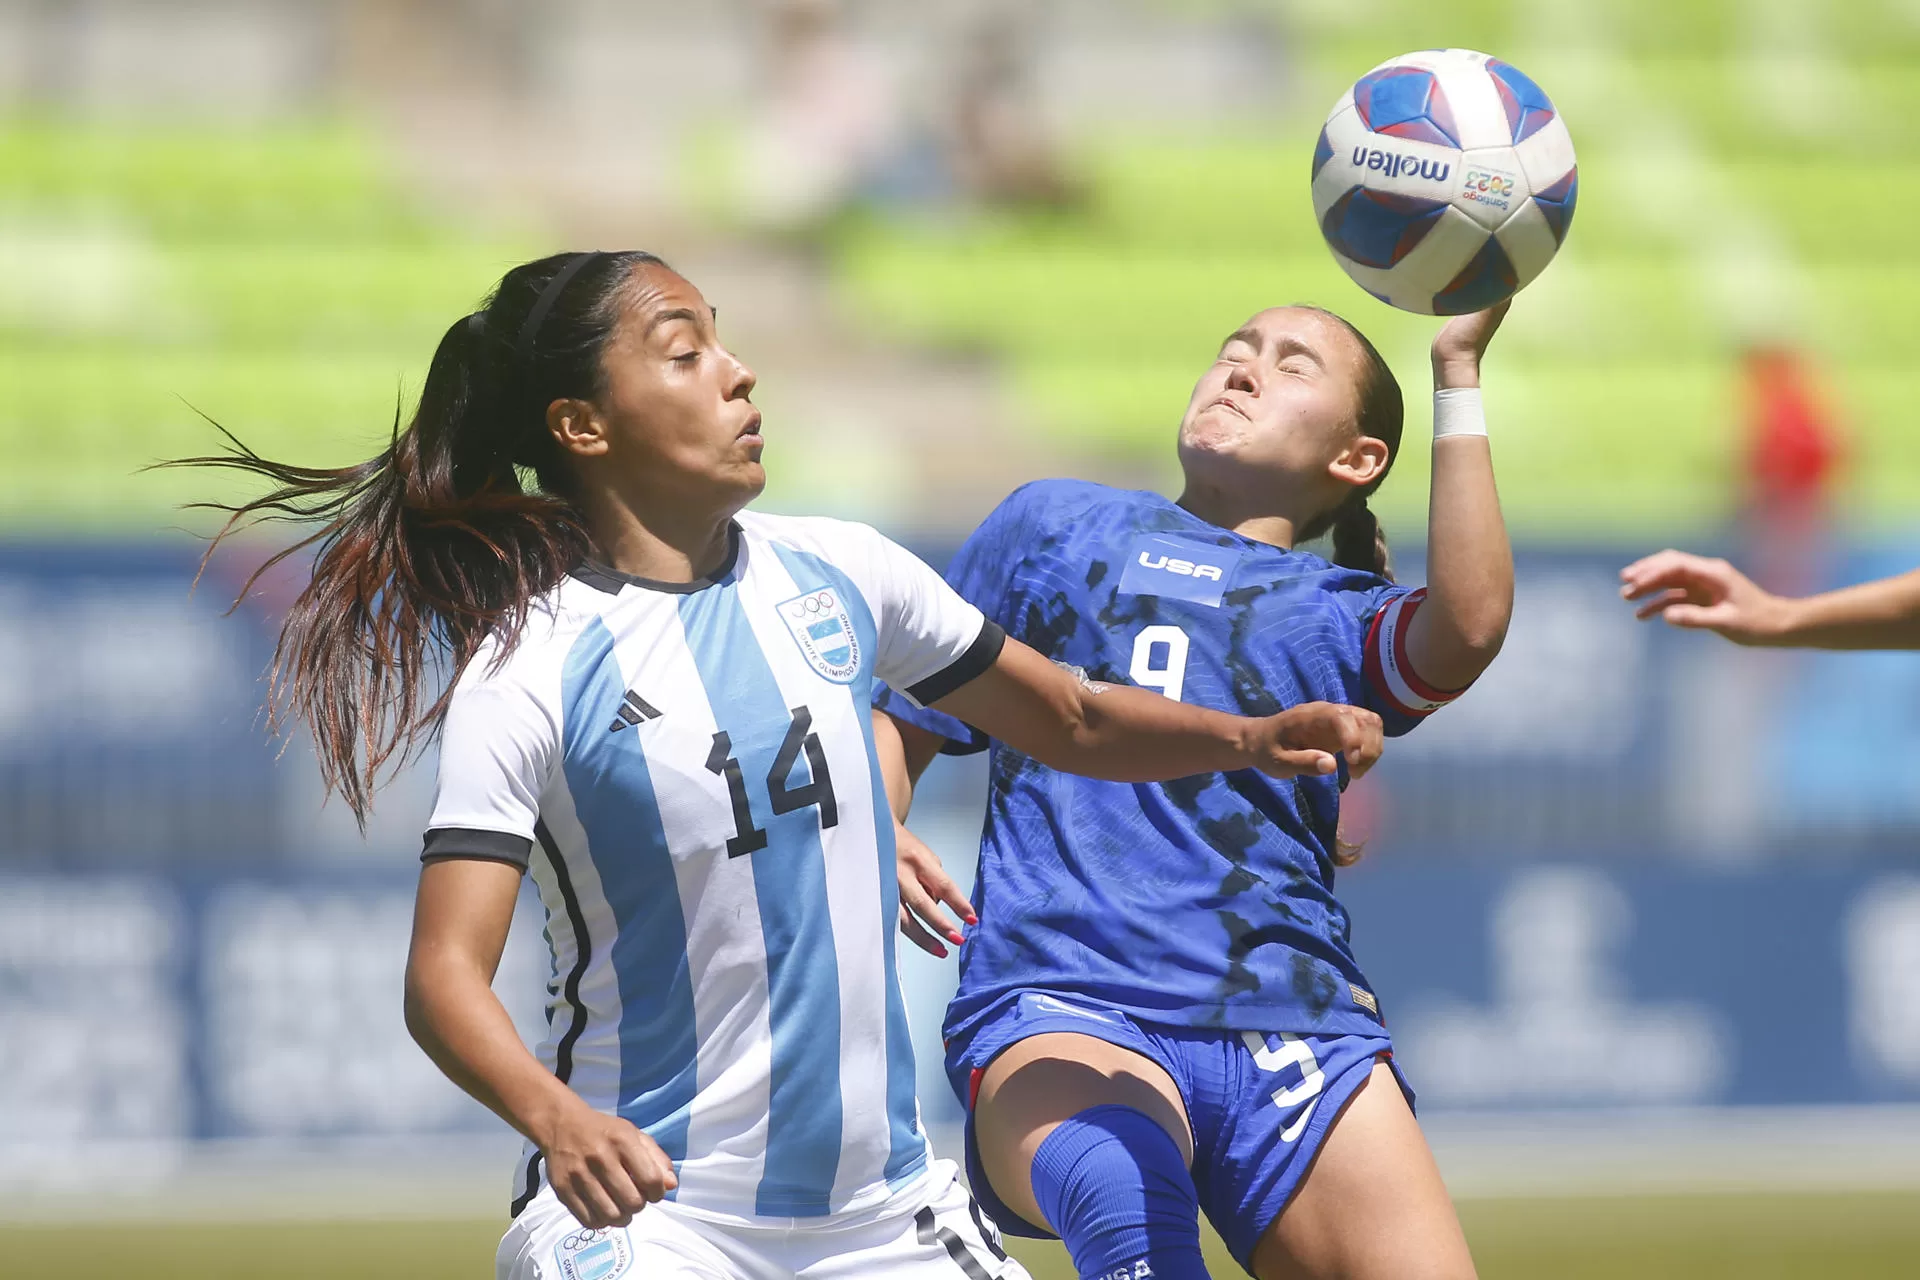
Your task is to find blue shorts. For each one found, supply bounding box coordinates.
[945,990,1412,1271]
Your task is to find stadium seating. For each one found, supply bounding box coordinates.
[6,3,1920,536]
[0,119,531,524]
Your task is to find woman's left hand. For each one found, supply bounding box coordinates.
[1431,300,1510,389]
[896,820,976,959]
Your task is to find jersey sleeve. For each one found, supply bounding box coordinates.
[422,656,559,869]
[856,527,1006,709]
[1358,585,1472,733]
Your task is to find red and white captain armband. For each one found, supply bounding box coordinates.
[1363,589,1469,718]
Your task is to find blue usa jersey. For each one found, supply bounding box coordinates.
[876,479,1464,1044]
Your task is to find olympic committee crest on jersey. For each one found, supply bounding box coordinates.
[778,587,863,683]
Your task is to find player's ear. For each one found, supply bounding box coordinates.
[547,397,609,459]
[1328,434,1389,488]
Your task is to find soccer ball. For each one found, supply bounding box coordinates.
[1311,49,1577,316]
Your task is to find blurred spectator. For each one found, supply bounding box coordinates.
[739,0,900,230]
[947,7,1083,210]
[1740,344,1843,598]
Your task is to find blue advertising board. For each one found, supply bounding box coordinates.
[4,859,1912,1157]
[1340,861,1920,1110]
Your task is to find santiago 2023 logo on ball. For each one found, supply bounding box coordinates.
[1311,48,1577,316]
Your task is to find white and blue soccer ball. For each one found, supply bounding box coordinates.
[1311,49,1577,316]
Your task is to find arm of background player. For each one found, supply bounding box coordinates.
[930,634,1383,783]
[1620,552,1920,649]
[1401,303,1517,691]
[873,708,974,959]
[404,858,677,1229]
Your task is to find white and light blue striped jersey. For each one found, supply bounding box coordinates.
[422,512,1004,1224]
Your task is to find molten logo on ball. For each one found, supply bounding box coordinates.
[1350,147,1452,183]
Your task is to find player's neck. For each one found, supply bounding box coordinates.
[1175,485,1299,551]
[584,489,739,584]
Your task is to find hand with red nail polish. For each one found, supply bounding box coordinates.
[894,818,976,960]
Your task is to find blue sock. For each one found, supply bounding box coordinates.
[1028,1104,1210,1280]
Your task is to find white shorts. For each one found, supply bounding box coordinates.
[497,1159,1031,1280]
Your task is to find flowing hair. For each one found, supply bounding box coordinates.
[164,251,665,822]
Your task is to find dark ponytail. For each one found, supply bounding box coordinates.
[1330,500,1391,582]
[167,250,666,822]
[1294,307,1404,581]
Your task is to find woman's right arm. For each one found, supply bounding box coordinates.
[1621,552,1920,649]
[404,858,677,1229]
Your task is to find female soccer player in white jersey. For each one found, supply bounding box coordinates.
[182,251,1386,1280]
[877,303,1516,1280]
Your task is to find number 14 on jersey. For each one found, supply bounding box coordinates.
[705,706,839,858]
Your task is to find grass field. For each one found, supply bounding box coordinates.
[6,1191,1917,1279]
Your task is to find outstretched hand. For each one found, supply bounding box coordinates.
[896,820,975,960]
[1248,702,1383,781]
[1619,550,1791,644]
[1431,300,1510,389]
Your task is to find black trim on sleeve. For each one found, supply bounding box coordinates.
[420,827,533,869]
[906,619,1007,707]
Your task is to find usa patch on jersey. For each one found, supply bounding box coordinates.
[1117,534,1242,607]
[778,587,862,683]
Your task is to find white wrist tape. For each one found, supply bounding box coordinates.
[1432,387,1487,440]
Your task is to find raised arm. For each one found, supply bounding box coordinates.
[1620,551,1920,649]
[1401,303,1516,691]
[931,635,1383,784]
[404,858,676,1230]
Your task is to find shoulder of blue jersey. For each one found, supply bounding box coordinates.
[991,476,1143,528]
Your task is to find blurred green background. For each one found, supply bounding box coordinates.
[5,0,1919,536]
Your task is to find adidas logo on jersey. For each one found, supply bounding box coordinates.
[1136,551,1224,582]
[608,689,662,732]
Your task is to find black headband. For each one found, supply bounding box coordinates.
[513,251,605,373]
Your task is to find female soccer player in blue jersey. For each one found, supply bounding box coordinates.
[877,303,1514,1280]
[181,251,1385,1280]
